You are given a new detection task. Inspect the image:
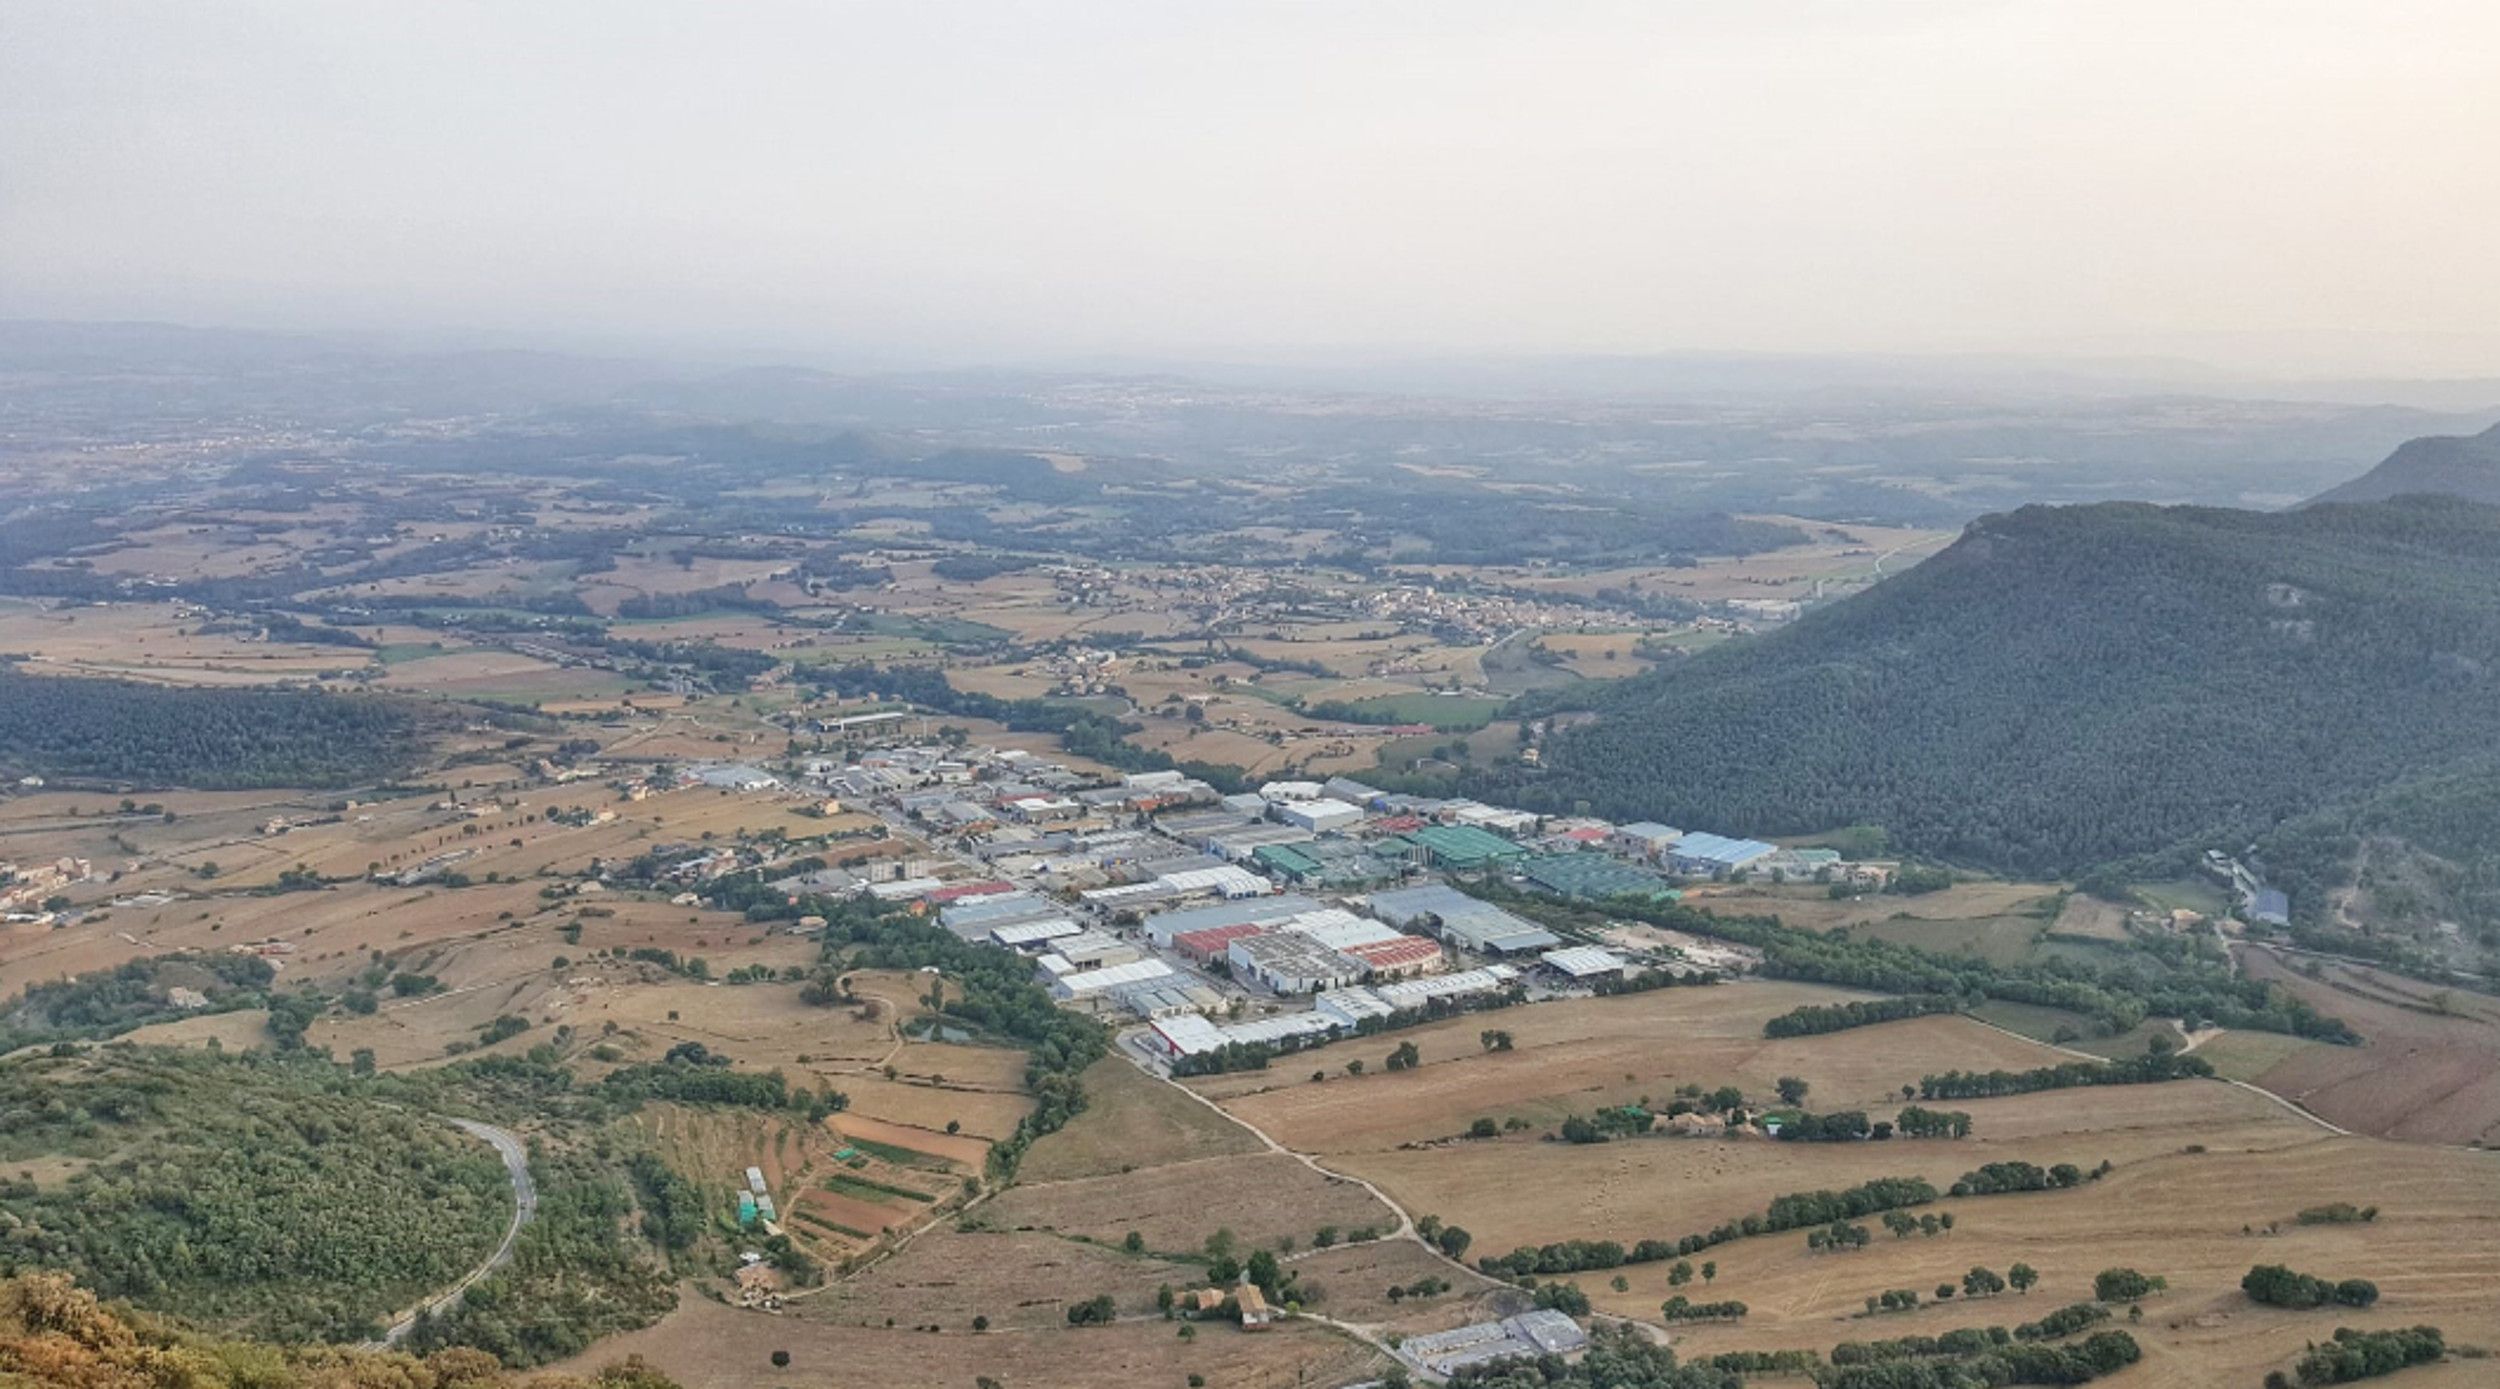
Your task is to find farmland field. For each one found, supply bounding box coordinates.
[1187,982,2067,1153]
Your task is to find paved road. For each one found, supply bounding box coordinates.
[373,1119,536,1347]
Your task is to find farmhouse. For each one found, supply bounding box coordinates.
[1228,931,1368,994]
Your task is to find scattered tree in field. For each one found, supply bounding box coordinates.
[769,1351,789,1369]
[2242,1264,2379,1309]
[1964,1266,2008,1298]
[2010,1262,2039,1295]
[1777,1076,1810,1105]
[1668,1260,1693,1287]
[2094,1268,2165,1303]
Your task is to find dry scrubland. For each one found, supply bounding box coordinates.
[1018,1054,1265,1181]
[556,1271,1382,1388]
[992,1152,1391,1255]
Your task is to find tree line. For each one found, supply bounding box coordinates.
[1764,994,1958,1038]
[1915,1049,2214,1100]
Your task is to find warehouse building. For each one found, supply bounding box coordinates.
[1365,883,1560,955]
[1049,957,1178,1001]
[1519,852,1677,901]
[1344,933,1445,978]
[989,917,1082,949]
[1539,945,1632,981]
[1108,976,1225,1019]
[1140,894,1322,946]
[1171,921,1270,964]
[1406,824,1531,872]
[1667,832,1778,877]
[1049,929,1139,971]
[1277,907,1407,952]
[1228,931,1369,994]
[1372,964,1521,1012]
[1612,822,1683,859]
[1276,797,1364,833]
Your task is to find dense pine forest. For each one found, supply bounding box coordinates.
[1480,497,2500,926]
[0,667,423,788]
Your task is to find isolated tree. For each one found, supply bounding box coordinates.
[769,1351,790,1369]
[2009,1263,2038,1295]
[1964,1266,2006,1298]
[1668,1260,1693,1287]
[1776,1076,1810,1106]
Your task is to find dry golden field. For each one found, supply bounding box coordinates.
[1187,982,2067,1152]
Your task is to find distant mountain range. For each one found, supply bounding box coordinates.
[2306,421,2500,506]
[1478,482,2500,943]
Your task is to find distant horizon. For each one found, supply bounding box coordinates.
[9,315,2500,409]
[6,4,2496,380]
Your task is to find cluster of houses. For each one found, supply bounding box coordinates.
[0,856,92,921]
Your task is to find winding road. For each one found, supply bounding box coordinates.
[371,1118,537,1347]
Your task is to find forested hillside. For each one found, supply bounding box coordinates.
[0,667,422,788]
[0,1050,514,1344]
[2307,421,2500,506]
[1482,497,2500,921]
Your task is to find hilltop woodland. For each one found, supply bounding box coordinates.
[0,1023,841,1365]
[0,1270,684,1389]
[0,666,425,788]
[0,1049,512,1344]
[1477,498,2500,939]
[1479,882,2359,1044]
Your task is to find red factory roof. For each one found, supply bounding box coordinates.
[1375,815,1425,832]
[1560,827,1608,842]
[1345,935,1443,969]
[925,880,1016,904]
[1172,922,1268,955]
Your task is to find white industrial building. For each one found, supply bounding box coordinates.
[1277,907,1407,952]
[1316,988,1397,1029]
[1277,798,1363,833]
[1049,957,1177,1001]
[989,917,1082,948]
[1372,964,1520,1012]
[1539,945,1632,981]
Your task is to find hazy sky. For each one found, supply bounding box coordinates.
[3,1,2496,374]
